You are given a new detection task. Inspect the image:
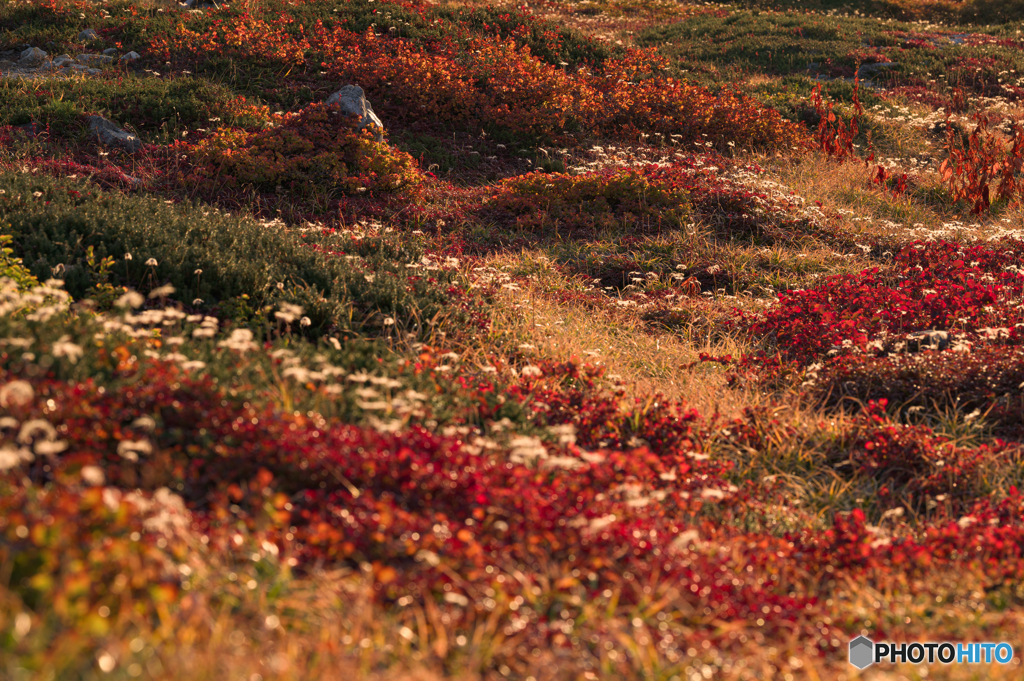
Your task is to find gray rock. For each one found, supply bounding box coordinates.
[52,54,75,67]
[77,53,113,67]
[326,85,384,140]
[906,330,949,352]
[78,29,100,42]
[103,48,118,56]
[119,51,140,63]
[12,122,40,137]
[857,62,897,78]
[87,115,143,153]
[19,47,47,66]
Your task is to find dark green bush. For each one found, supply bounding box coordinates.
[641,10,1024,97]
[0,77,265,142]
[0,172,478,338]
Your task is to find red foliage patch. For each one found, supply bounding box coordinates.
[746,239,1024,365]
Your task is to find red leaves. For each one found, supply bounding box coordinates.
[873,164,908,196]
[808,80,862,161]
[940,114,1024,214]
[847,401,1001,511]
[746,238,1024,365]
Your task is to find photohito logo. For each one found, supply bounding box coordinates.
[848,636,1014,669]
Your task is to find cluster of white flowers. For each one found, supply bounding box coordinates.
[0,277,71,319]
[0,389,68,470]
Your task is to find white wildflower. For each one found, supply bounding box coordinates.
[274,303,304,323]
[0,445,33,471]
[509,435,547,463]
[34,439,68,456]
[543,456,586,470]
[0,380,34,407]
[116,291,145,309]
[548,423,576,446]
[670,529,700,552]
[117,439,153,462]
[52,335,83,363]
[17,419,57,444]
[587,514,617,533]
[81,465,105,486]
[147,284,176,299]
[132,416,157,431]
[217,328,258,352]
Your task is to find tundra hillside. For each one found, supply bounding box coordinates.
[2,0,1024,679]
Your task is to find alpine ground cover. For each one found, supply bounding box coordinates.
[5,0,1024,679]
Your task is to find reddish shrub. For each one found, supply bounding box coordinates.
[940,113,1024,213]
[822,345,1024,439]
[746,239,1024,365]
[179,103,422,198]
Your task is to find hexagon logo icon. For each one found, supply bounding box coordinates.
[849,636,875,669]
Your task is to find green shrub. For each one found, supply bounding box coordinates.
[638,11,897,80]
[0,77,269,143]
[0,232,39,290]
[0,172,476,339]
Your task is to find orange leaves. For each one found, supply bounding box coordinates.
[179,103,422,198]
[154,10,803,151]
[152,11,310,66]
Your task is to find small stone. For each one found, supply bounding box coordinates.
[13,122,39,137]
[325,84,384,141]
[78,29,100,42]
[87,115,143,153]
[103,48,117,56]
[77,53,113,67]
[906,330,949,352]
[120,51,141,63]
[19,47,47,66]
[52,54,75,67]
